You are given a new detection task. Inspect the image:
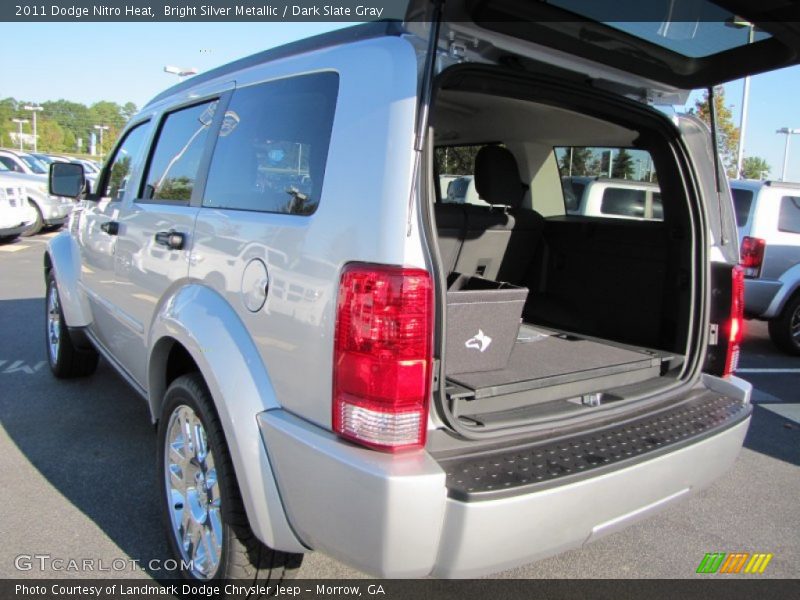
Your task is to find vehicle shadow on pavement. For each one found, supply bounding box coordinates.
[0,297,173,579]
[743,404,800,466]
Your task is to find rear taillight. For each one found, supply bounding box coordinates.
[333,263,433,452]
[740,236,766,278]
[724,265,745,377]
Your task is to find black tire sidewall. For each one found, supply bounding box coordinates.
[45,273,65,373]
[157,375,234,581]
[22,202,43,237]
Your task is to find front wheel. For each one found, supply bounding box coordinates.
[768,294,800,355]
[158,373,303,581]
[45,271,99,377]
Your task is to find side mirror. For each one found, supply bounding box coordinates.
[49,162,86,199]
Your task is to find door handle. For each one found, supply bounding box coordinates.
[100,221,119,235]
[154,230,186,250]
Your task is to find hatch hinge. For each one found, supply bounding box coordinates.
[448,31,479,61]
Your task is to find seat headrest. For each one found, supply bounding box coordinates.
[474,145,525,207]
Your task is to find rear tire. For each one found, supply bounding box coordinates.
[768,294,800,356]
[45,271,99,378]
[158,373,303,581]
[21,201,43,237]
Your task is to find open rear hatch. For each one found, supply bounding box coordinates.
[406,0,790,440]
[408,0,800,98]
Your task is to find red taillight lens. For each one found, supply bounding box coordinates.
[724,265,745,377]
[740,236,766,278]
[333,263,433,452]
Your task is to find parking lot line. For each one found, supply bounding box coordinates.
[0,245,28,253]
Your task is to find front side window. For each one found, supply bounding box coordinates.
[0,157,23,172]
[19,154,47,174]
[103,123,150,201]
[203,72,338,215]
[142,100,218,203]
[778,196,800,234]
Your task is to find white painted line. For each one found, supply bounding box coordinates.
[737,368,800,374]
[760,403,800,425]
[0,245,28,253]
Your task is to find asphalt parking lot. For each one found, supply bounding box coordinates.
[0,232,798,580]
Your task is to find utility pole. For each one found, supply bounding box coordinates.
[23,105,43,153]
[94,125,110,157]
[776,128,800,182]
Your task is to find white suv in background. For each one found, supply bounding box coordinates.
[731,179,800,354]
[562,176,663,221]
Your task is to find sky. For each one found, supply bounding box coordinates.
[1,21,799,181]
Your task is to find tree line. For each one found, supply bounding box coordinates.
[0,97,137,156]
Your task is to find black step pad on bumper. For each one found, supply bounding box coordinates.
[441,394,750,501]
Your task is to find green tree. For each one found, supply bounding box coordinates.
[741,156,771,180]
[559,147,593,176]
[692,88,740,178]
[612,148,635,179]
[435,145,481,175]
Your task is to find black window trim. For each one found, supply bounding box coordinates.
[95,118,152,203]
[135,91,232,208]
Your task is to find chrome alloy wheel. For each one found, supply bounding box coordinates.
[164,405,223,579]
[46,283,61,364]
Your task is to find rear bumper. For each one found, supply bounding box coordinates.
[744,278,781,318]
[259,378,751,578]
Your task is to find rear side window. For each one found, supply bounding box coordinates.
[202,72,339,215]
[731,188,754,228]
[778,196,800,234]
[103,123,150,201]
[434,144,493,206]
[142,100,219,203]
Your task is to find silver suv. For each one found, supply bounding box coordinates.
[44,6,797,581]
[731,179,800,354]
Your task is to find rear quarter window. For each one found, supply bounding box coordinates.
[730,188,754,228]
[202,72,339,216]
[778,196,800,234]
[600,187,647,218]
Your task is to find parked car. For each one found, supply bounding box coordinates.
[32,153,99,189]
[0,161,71,235]
[44,6,798,581]
[730,179,800,354]
[562,176,664,221]
[0,179,34,242]
[0,148,49,176]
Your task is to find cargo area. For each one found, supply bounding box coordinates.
[429,70,699,434]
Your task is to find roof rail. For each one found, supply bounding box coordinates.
[145,21,405,108]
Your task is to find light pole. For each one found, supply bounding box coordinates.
[727,19,755,179]
[11,118,28,151]
[23,104,43,153]
[94,125,110,157]
[776,128,800,182]
[164,65,198,81]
